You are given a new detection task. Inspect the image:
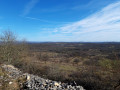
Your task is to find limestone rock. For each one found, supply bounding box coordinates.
[1,64,85,90]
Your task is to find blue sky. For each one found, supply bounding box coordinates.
[0,0,120,42]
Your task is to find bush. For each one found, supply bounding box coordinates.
[99,59,113,69]
[99,59,120,70]
[83,59,99,66]
[47,65,66,81]
[73,58,80,65]
[0,30,27,64]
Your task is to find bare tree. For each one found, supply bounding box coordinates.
[0,30,27,64]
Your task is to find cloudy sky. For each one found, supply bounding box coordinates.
[0,0,120,42]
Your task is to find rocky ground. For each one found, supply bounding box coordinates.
[0,64,85,90]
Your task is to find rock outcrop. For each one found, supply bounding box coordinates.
[1,64,85,90]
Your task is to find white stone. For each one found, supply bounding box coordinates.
[27,75,30,80]
[9,82,13,84]
[53,82,60,86]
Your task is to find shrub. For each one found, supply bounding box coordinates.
[73,58,80,65]
[0,30,27,64]
[47,65,66,81]
[99,59,120,70]
[99,59,113,69]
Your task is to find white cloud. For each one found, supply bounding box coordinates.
[25,16,51,23]
[55,1,120,41]
[22,0,39,16]
[24,16,72,24]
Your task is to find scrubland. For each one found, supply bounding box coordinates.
[13,42,120,90]
[0,30,120,90]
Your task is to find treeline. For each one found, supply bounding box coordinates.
[28,42,120,60]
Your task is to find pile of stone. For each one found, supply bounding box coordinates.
[2,64,85,90]
[2,64,22,79]
[23,74,84,90]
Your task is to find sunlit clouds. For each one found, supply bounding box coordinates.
[54,1,120,41]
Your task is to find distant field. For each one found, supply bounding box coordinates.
[16,42,120,90]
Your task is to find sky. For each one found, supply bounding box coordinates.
[0,0,120,42]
